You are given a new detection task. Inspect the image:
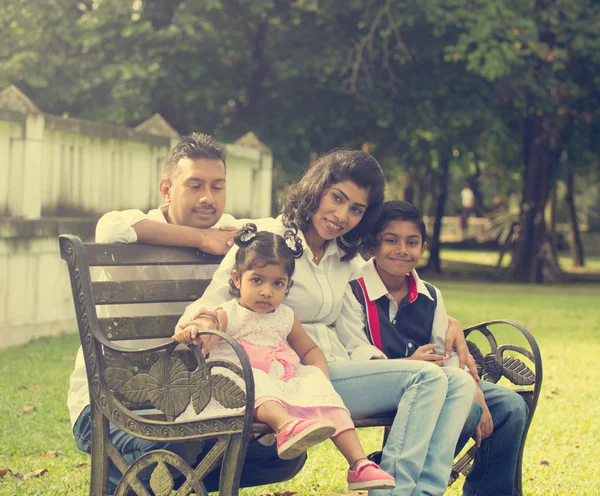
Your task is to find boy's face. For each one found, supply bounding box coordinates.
[371,219,427,278]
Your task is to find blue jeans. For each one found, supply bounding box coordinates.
[456,381,529,496]
[330,360,476,496]
[73,405,306,494]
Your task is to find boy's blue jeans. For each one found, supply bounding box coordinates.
[73,405,306,494]
[329,359,475,496]
[456,380,529,496]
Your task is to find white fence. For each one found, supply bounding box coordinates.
[0,85,273,348]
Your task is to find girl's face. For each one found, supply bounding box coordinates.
[232,263,290,314]
[308,180,369,243]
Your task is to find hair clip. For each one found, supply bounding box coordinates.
[287,237,301,252]
[240,231,257,243]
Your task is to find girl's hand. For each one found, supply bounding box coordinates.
[172,323,221,356]
[409,343,446,365]
[172,323,201,345]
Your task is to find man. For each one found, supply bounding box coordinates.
[67,133,305,494]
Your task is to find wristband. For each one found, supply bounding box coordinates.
[191,308,220,330]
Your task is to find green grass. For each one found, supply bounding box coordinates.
[436,249,600,272]
[2,280,600,495]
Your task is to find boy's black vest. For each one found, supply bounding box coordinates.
[349,277,438,359]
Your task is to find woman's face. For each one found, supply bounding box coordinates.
[309,180,369,242]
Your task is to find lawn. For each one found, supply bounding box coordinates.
[1,278,599,495]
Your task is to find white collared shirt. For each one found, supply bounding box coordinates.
[179,216,380,364]
[67,205,247,427]
[339,258,459,366]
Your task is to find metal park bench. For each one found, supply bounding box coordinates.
[59,234,542,496]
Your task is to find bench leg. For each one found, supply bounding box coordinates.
[216,434,247,496]
[89,401,109,496]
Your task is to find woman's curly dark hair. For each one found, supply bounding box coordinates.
[280,149,386,261]
[229,223,303,297]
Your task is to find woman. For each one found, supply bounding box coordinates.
[179,149,475,496]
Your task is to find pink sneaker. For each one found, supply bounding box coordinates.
[276,418,336,460]
[347,459,395,491]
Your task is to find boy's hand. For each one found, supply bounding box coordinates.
[473,386,493,447]
[409,343,446,365]
[444,320,480,380]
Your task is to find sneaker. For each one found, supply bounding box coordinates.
[347,459,395,491]
[276,418,336,460]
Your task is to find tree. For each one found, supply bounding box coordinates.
[431,0,600,282]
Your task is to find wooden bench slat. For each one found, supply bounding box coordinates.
[85,243,223,266]
[93,279,210,304]
[99,315,180,340]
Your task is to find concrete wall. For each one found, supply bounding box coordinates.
[0,85,273,349]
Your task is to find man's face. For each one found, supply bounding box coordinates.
[160,157,226,229]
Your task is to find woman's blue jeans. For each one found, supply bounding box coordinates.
[330,359,476,496]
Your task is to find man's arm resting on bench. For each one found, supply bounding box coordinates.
[96,209,236,255]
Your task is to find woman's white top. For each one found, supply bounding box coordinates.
[178,216,383,364]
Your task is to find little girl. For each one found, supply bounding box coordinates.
[173,223,394,491]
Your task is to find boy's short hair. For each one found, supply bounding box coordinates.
[366,200,427,246]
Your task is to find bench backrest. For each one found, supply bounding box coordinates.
[85,242,224,341]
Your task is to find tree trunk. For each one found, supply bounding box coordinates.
[546,187,557,250]
[566,167,585,267]
[425,152,451,273]
[511,116,564,283]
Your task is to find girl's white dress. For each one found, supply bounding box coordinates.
[176,299,352,433]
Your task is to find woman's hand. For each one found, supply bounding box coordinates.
[473,386,493,447]
[408,343,446,365]
[445,317,480,380]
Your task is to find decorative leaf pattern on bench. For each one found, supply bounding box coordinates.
[120,373,150,404]
[482,354,503,383]
[149,461,174,496]
[211,374,246,409]
[191,364,212,415]
[501,356,536,386]
[105,366,133,391]
[147,357,191,420]
[467,339,536,386]
[102,349,247,420]
[466,341,484,377]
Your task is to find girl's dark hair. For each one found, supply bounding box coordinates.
[364,200,428,248]
[280,149,386,261]
[229,223,303,297]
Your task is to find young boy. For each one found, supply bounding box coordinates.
[346,200,529,496]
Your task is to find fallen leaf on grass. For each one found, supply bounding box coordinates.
[540,460,550,465]
[42,450,64,458]
[23,469,48,480]
[0,469,9,478]
[23,406,35,413]
[76,462,91,469]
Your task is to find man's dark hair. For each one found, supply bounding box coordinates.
[280,149,386,261]
[163,133,227,180]
[366,200,427,247]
